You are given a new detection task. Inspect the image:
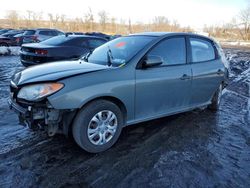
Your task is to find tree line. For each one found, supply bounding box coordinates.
[202,4,250,41]
[1,4,250,40]
[1,9,191,35]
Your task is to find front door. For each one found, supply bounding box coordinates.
[135,37,192,120]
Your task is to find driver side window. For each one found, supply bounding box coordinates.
[148,37,186,66]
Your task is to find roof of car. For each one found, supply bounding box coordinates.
[130,32,173,37]
[65,34,108,40]
[25,28,59,31]
[130,32,213,41]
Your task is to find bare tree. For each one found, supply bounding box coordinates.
[5,10,19,28]
[238,6,250,40]
[110,17,117,33]
[84,8,94,31]
[128,18,132,33]
[1,9,196,36]
[152,16,170,31]
[25,10,32,27]
[23,11,43,28]
[98,10,108,32]
[48,13,60,28]
[171,19,180,31]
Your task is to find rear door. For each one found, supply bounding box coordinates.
[135,36,192,120]
[188,37,225,106]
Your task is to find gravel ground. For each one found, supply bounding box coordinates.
[0,48,249,188]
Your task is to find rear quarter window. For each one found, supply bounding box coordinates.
[190,38,215,62]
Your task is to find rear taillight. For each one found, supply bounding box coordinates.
[15,37,20,43]
[31,35,39,42]
[31,35,37,40]
[35,49,48,55]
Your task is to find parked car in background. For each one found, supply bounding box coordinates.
[0,29,13,35]
[0,36,12,46]
[13,33,25,46]
[20,35,107,66]
[85,32,111,40]
[65,32,85,35]
[0,30,25,46]
[2,30,24,37]
[9,32,228,153]
[22,28,64,44]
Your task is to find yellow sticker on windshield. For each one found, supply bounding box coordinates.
[119,63,126,67]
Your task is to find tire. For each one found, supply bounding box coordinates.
[72,100,124,153]
[208,84,222,111]
[0,42,8,47]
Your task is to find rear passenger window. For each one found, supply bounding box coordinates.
[88,39,106,49]
[51,31,58,36]
[24,30,35,35]
[148,37,186,65]
[39,31,55,36]
[190,38,215,62]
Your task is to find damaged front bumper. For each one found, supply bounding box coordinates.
[7,97,27,115]
[7,97,75,136]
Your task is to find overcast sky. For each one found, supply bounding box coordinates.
[0,0,248,29]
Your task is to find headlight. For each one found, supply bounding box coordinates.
[17,83,64,101]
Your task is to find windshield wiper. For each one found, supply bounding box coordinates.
[107,46,113,67]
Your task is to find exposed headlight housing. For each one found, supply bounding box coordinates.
[17,83,64,101]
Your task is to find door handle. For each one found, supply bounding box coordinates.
[180,74,191,80]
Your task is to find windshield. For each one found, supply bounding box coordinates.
[87,36,155,66]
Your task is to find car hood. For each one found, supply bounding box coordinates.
[13,60,109,86]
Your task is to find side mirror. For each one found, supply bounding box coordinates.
[142,55,163,68]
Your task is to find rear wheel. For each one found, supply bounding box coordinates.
[72,100,123,153]
[208,84,222,111]
[0,42,8,47]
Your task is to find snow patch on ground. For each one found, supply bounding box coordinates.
[224,49,250,78]
[233,67,250,83]
[222,88,249,100]
[220,41,250,47]
[0,47,20,56]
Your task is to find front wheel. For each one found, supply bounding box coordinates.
[208,84,222,111]
[72,100,123,153]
